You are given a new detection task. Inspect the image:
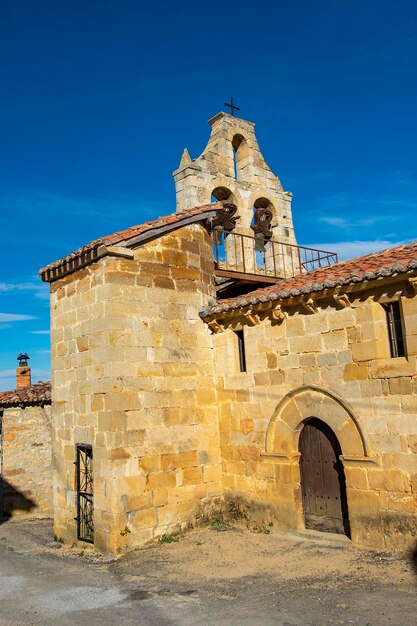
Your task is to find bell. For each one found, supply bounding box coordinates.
[213,227,224,246]
[255,234,265,253]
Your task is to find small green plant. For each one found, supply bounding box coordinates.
[159,533,180,544]
[211,517,223,528]
[120,525,131,537]
[251,525,272,534]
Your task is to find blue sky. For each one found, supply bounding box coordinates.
[1,0,416,390]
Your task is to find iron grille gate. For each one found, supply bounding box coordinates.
[75,444,94,543]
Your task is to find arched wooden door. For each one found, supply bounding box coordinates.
[299,418,350,536]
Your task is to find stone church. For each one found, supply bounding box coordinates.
[40,110,417,554]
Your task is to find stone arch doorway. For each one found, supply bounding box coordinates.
[265,385,369,459]
[264,386,375,543]
[299,418,350,537]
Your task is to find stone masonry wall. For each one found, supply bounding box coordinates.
[50,224,222,553]
[0,405,52,517]
[213,281,417,551]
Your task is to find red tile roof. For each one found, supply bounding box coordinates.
[0,381,51,408]
[39,202,226,281]
[201,241,417,317]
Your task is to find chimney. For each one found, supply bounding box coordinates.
[16,353,31,389]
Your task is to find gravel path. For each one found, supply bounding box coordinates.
[0,518,415,625]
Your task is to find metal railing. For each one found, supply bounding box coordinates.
[212,231,338,280]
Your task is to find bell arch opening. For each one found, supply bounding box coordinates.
[299,417,351,537]
[211,186,235,203]
[253,197,275,214]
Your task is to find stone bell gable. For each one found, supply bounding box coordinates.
[173,112,296,245]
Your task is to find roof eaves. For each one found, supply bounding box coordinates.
[200,257,417,319]
[0,382,52,409]
[39,203,226,283]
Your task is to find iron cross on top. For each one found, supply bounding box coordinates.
[224,97,240,117]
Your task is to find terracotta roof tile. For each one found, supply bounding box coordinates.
[0,381,51,408]
[201,241,417,317]
[39,202,225,280]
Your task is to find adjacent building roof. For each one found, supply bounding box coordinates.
[40,202,227,282]
[201,241,417,317]
[0,382,51,408]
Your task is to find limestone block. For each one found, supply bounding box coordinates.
[351,339,388,362]
[182,466,204,484]
[203,465,222,483]
[407,435,417,453]
[304,312,329,333]
[322,330,347,351]
[368,433,402,454]
[299,354,316,368]
[285,317,305,337]
[343,363,369,381]
[161,450,198,471]
[146,471,176,491]
[387,414,417,435]
[371,357,416,379]
[288,334,322,353]
[336,419,365,457]
[344,466,368,490]
[266,353,278,369]
[367,469,410,493]
[405,334,417,358]
[388,376,413,395]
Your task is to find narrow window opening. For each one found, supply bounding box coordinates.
[235,329,247,372]
[232,134,245,181]
[233,144,238,180]
[383,302,405,358]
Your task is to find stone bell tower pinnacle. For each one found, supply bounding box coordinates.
[173,111,297,246]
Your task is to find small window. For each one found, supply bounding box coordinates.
[383,302,405,358]
[235,329,247,372]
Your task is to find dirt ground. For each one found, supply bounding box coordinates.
[0,517,416,625]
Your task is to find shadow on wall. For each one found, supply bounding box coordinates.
[0,478,36,523]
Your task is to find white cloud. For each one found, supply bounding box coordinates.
[32,368,50,381]
[319,215,395,230]
[306,240,408,262]
[0,367,50,392]
[0,313,36,322]
[0,281,38,292]
[0,369,16,378]
[30,330,50,335]
[0,280,49,300]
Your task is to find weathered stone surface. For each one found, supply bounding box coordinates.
[214,292,417,552]
[0,405,52,518]
[50,223,223,553]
